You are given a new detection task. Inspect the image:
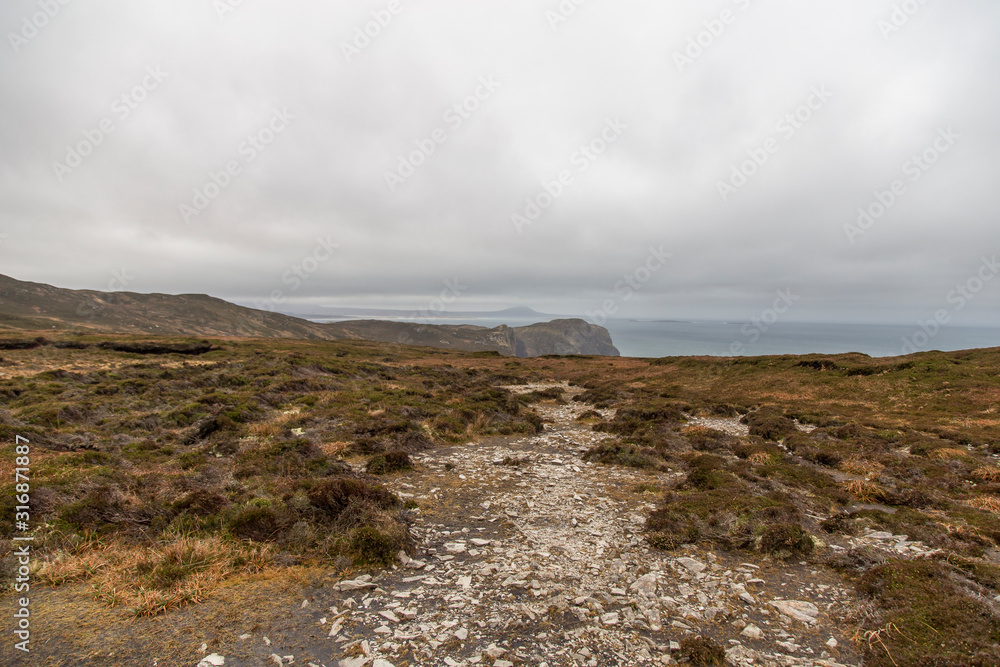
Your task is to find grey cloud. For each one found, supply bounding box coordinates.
[1,0,998,326]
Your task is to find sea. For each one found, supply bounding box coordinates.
[310,316,1000,359]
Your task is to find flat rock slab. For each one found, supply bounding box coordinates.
[769,599,820,624]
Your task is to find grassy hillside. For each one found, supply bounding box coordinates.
[0,334,998,664]
[0,274,620,357]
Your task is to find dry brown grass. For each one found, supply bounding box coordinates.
[840,458,885,476]
[843,480,887,503]
[929,448,971,460]
[246,406,305,440]
[972,466,1000,483]
[319,440,351,458]
[465,411,492,435]
[966,495,1000,514]
[682,425,721,437]
[748,451,774,465]
[940,522,987,543]
[38,536,274,617]
[247,421,280,438]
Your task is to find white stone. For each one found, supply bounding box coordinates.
[336,578,378,592]
[198,655,225,667]
[768,600,819,624]
[741,624,763,639]
[826,637,839,648]
[630,572,658,596]
[485,645,506,658]
[677,557,707,573]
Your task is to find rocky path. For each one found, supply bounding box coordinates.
[205,385,862,667]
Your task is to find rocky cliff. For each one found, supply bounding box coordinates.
[320,318,620,358]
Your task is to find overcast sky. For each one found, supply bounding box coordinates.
[1,0,998,325]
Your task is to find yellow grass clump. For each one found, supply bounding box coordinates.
[840,458,884,476]
[929,448,971,460]
[37,536,273,617]
[842,479,886,503]
[966,495,1000,514]
[972,466,1000,482]
[682,425,719,437]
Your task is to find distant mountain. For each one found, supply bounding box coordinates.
[0,274,333,339]
[0,274,618,357]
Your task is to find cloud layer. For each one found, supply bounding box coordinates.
[2,0,998,325]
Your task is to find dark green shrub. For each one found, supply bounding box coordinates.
[743,410,798,441]
[229,505,282,541]
[820,513,858,535]
[60,486,129,531]
[760,523,814,558]
[366,450,412,475]
[173,490,229,516]
[857,560,1000,667]
[307,478,397,516]
[679,636,726,666]
[583,442,664,469]
[349,526,400,566]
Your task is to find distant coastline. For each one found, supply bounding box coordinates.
[302,314,1000,359]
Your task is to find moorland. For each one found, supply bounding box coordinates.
[1,331,999,666]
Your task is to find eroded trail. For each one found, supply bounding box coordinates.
[228,385,862,667]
